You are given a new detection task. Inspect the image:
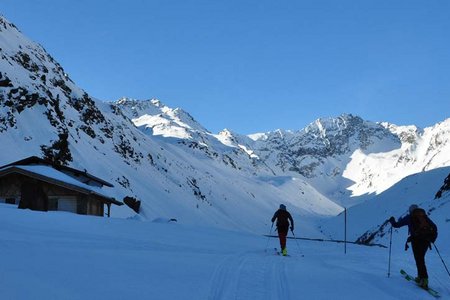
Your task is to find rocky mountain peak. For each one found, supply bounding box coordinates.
[306,113,361,135]
[115,97,208,139]
[115,98,164,118]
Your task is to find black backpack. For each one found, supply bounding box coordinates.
[410,208,438,243]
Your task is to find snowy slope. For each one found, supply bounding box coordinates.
[344,119,450,197]
[1,204,449,300]
[319,167,450,251]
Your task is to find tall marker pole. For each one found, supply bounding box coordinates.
[344,207,347,254]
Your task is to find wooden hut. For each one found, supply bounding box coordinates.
[0,156,122,217]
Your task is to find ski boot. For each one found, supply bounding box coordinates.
[419,278,429,289]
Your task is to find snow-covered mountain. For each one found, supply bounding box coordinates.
[0,15,342,234]
[1,14,450,240]
[246,114,402,206]
[245,115,450,207]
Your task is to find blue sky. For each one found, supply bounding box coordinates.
[3,0,450,134]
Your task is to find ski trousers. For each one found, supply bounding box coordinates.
[277,226,288,250]
[412,238,430,279]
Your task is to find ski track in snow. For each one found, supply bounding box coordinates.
[267,254,290,300]
[207,250,291,300]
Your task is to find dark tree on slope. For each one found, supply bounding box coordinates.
[40,132,73,166]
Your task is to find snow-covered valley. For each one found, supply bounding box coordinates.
[1,203,449,299]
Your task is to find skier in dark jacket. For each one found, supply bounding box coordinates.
[271,204,294,256]
[389,204,438,289]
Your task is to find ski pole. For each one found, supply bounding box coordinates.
[388,226,393,278]
[291,229,302,254]
[432,242,450,279]
[265,222,274,252]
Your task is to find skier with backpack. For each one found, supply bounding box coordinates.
[389,204,438,289]
[271,204,294,256]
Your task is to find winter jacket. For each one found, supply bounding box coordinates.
[271,209,294,231]
[391,212,437,241]
[391,214,412,234]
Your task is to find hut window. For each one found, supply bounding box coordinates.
[57,196,77,213]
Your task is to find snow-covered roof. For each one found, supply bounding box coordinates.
[0,165,122,206]
[0,156,114,187]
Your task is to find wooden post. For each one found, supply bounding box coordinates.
[107,203,111,217]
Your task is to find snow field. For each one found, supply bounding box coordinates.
[1,204,449,300]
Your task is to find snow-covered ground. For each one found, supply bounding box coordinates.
[1,204,449,300]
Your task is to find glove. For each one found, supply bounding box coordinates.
[405,236,412,251]
[388,216,395,225]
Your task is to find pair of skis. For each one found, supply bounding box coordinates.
[400,269,440,298]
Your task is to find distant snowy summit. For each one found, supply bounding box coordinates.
[115,97,208,139]
[249,114,399,173]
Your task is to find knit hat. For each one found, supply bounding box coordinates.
[279,204,286,210]
[409,204,419,213]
